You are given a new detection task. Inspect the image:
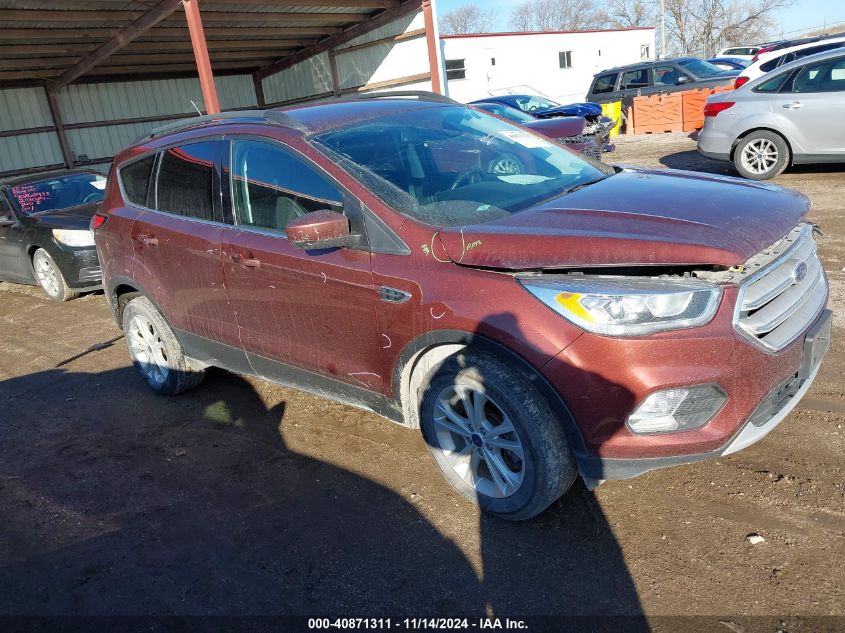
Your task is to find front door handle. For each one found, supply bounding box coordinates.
[231,253,260,268]
[137,234,158,246]
[782,101,803,109]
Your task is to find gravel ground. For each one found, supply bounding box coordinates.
[0,132,843,630]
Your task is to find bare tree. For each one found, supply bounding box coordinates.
[599,0,655,28]
[439,3,496,35]
[510,0,604,31]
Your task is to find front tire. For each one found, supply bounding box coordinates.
[122,296,205,395]
[419,351,577,520]
[733,130,789,180]
[32,248,77,302]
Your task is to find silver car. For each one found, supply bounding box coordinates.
[698,48,845,180]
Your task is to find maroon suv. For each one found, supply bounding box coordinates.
[94,92,830,520]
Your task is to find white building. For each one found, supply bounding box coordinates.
[441,28,656,104]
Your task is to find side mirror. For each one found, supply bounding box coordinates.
[286,210,353,250]
[676,75,691,85]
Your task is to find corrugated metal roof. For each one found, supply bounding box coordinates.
[262,52,332,104]
[65,119,176,160]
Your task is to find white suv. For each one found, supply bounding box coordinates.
[735,35,845,88]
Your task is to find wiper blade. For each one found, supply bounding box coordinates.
[562,176,608,195]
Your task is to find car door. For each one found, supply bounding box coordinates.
[0,193,31,282]
[219,137,383,391]
[770,55,845,155]
[651,64,693,94]
[130,139,241,351]
[617,67,650,101]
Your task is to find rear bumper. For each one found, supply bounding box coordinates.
[697,124,733,161]
[572,309,831,480]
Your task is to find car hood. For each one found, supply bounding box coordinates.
[435,167,809,270]
[535,102,603,118]
[27,202,100,229]
[524,116,586,138]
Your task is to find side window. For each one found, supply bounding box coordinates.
[653,65,688,86]
[592,72,618,94]
[558,51,572,68]
[754,71,790,93]
[760,56,783,73]
[620,68,648,90]
[119,154,155,207]
[793,57,845,93]
[155,141,219,221]
[230,140,342,234]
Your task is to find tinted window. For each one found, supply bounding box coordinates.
[120,155,155,207]
[754,71,790,92]
[230,140,342,234]
[653,65,690,86]
[155,141,219,221]
[8,173,107,215]
[676,58,722,78]
[760,56,783,72]
[793,57,845,92]
[592,72,617,94]
[620,69,648,89]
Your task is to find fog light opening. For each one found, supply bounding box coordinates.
[628,385,726,435]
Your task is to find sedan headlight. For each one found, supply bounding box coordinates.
[52,228,95,247]
[520,277,722,336]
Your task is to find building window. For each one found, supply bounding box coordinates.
[559,51,572,68]
[641,45,651,60]
[445,59,466,80]
[491,57,496,66]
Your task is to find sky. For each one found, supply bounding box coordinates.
[434,0,845,39]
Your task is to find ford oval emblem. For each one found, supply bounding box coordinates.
[792,261,808,284]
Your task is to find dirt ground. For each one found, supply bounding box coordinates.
[1,133,843,630]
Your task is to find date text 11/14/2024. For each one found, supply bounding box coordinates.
[308,618,528,630]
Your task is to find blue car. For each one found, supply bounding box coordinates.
[706,57,751,71]
[468,95,615,152]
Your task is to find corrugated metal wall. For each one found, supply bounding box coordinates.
[0,86,64,172]
[262,10,430,105]
[0,75,256,175]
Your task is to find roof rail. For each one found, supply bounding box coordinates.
[136,109,308,144]
[326,90,459,105]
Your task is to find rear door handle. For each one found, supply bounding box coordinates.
[230,253,260,268]
[782,102,803,109]
[137,234,158,246]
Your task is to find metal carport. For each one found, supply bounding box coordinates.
[0,0,443,176]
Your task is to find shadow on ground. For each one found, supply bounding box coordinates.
[0,360,645,625]
[660,149,845,179]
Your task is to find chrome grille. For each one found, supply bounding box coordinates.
[735,224,827,351]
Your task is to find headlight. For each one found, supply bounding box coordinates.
[52,229,95,247]
[520,277,722,336]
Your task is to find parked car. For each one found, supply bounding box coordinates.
[698,48,845,179]
[0,169,105,301]
[717,46,761,60]
[734,35,845,88]
[586,58,738,109]
[706,56,750,71]
[468,95,615,152]
[95,92,830,520]
[470,101,603,160]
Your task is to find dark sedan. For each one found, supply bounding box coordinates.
[470,101,602,160]
[0,169,105,301]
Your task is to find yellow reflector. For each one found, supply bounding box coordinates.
[555,292,593,322]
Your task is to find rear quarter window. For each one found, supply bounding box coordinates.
[119,154,155,207]
[592,72,618,94]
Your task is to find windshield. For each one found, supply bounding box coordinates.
[513,95,560,112]
[474,103,535,124]
[312,105,612,227]
[8,173,106,215]
[677,58,724,78]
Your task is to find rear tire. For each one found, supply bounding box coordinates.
[122,296,205,395]
[419,350,577,520]
[733,130,789,180]
[32,248,78,302]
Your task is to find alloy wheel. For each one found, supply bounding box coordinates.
[432,384,525,499]
[489,156,522,175]
[34,256,60,298]
[126,315,170,386]
[740,138,779,175]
